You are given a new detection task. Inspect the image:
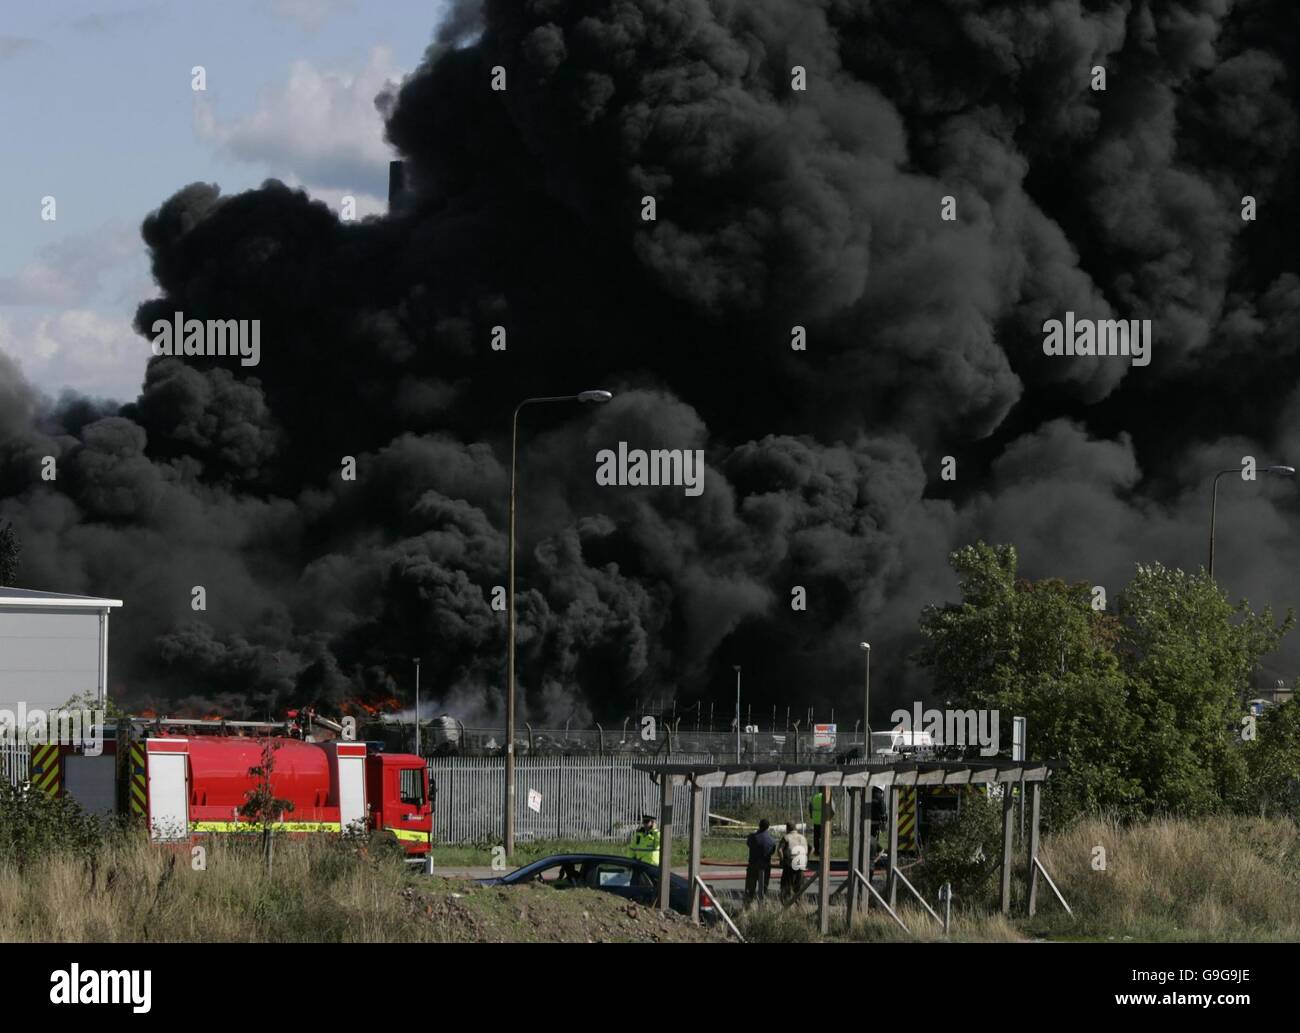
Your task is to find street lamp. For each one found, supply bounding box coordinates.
[859,642,870,758]
[413,657,421,757]
[505,389,613,856]
[1209,465,1295,579]
[733,665,741,763]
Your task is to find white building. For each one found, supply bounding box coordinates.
[0,589,123,713]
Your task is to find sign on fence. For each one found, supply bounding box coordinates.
[527,788,542,813]
[813,723,837,748]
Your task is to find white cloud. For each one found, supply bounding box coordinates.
[194,45,400,195]
[0,310,148,403]
[0,223,146,307]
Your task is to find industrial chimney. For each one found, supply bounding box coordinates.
[388,159,407,214]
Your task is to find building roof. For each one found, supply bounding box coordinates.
[0,588,123,609]
[634,759,1057,788]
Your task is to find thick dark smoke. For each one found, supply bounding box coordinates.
[3,0,1300,723]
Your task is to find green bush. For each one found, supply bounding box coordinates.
[0,782,123,868]
[915,792,1003,905]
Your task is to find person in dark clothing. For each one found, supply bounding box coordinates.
[744,819,776,904]
[869,788,887,870]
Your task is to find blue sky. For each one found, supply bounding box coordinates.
[0,0,450,401]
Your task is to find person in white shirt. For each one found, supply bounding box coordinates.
[779,820,809,903]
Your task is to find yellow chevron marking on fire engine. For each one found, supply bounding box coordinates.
[190,821,344,834]
[31,746,60,794]
[389,828,431,844]
[129,744,147,814]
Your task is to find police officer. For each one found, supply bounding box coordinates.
[808,789,833,856]
[630,813,661,866]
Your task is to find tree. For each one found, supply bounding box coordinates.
[1119,564,1293,816]
[917,543,1293,825]
[918,543,1141,826]
[59,689,129,722]
[239,738,296,872]
[1241,699,1300,817]
[0,521,18,585]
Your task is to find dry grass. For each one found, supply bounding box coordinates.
[735,897,1029,943]
[1033,814,1300,941]
[734,815,1300,943]
[4,815,1297,942]
[0,835,723,943]
[0,837,420,942]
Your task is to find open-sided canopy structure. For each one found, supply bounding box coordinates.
[634,759,1062,935]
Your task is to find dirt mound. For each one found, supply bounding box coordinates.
[406,879,729,943]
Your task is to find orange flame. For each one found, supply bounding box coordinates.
[341,696,402,717]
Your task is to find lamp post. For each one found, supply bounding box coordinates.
[505,389,613,856]
[1209,465,1294,579]
[413,657,421,757]
[733,666,741,763]
[859,642,871,758]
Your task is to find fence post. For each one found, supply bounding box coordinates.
[1027,781,1042,916]
[1000,778,1015,915]
[688,782,704,922]
[444,761,452,844]
[888,784,900,909]
[846,787,861,918]
[657,775,674,910]
[608,757,616,838]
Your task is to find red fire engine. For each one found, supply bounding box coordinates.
[29,713,432,857]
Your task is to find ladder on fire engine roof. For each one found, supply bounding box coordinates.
[126,717,296,735]
[127,709,347,737]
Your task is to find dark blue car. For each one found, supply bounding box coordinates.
[476,853,715,922]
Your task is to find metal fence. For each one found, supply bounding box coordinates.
[426,754,877,844]
[1,742,28,787]
[429,753,718,845]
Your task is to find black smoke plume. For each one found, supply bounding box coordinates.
[3,0,1300,723]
